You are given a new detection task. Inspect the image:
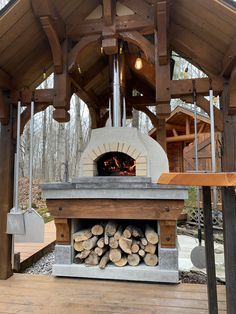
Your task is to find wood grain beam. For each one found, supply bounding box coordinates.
[68,35,101,73]
[31,0,65,39]
[0,69,11,90]
[118,0,154,22]
[171,78,224,98]
[156,0,169,65]
[68,15,154,39]
[120,31,155,64]
[40,16,63,74]
[222,36,236,77]
[127,96,155,105]
[170,22,222,77]
[228,65,236,114]
[67,0,101,35]
[133,105,158,127]
[0,90,10,125]
[103,0,114,26]
[82,58,108,89]
[10,89,55,105]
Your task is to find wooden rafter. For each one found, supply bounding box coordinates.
[40,16,63,74]
[10,89,55,105]
[221,35,236,77]
[118,0,154,22]
[32,0,65,74]
[120,31,155,64]
[170,22,222,76]
[68,35,101,73]
[31,0,65,39]
[229,65,236,114]
[67,15,154,39]
[66,0,101,35]
[0,69,11,90]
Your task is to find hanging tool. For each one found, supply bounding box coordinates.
[15,94,44,243]
[7,99,26,235]
[190,80,206,269]
[209,79,217,209]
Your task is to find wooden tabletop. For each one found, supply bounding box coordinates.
[157,172,236,187]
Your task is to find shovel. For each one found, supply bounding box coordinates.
[6,100,26,235]
[15,98,44,243]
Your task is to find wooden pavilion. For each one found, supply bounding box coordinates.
[0,0,236,313]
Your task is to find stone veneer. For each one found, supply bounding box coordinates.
[79,127,169,182]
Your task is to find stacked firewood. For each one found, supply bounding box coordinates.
[73,221,159,268]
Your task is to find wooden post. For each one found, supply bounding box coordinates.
[0,103,14,279]
[156,117,167,152]
[221,81,236,314]
[202,186,218,314]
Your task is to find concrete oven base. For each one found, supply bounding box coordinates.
[53,245,179,283]
[52,264,179,283]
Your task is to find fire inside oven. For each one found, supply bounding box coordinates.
[97,152,136,176]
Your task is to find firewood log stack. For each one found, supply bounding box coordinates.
[73,221,159,268]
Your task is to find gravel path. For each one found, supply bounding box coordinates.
[24,251,55,275]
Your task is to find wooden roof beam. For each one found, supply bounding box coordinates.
[10,89,55,105]
[68,35,101,73]
[32,0,65,74]
[0,68,11,90]
[221,36,236,77]
[40,16,63,74]
[119,0,154,21]
[68,15,154,39]
[31,0,65,39]
[102,0,118,55]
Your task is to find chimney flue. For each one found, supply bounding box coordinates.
[112,54,121,127]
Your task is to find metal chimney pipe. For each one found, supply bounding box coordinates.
[112,55,121,127]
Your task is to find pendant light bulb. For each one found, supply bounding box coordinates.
[135,52,143,70]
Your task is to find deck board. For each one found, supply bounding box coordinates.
[14,220,56,270]
[0,274,226,313]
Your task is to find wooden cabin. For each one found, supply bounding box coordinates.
[149,106,222,172]
[1,0,236,312]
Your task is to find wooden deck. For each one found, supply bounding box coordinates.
[0,273,226,313]
[14,221,56,270]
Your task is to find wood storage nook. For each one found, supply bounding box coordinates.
[42,175,188,283]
